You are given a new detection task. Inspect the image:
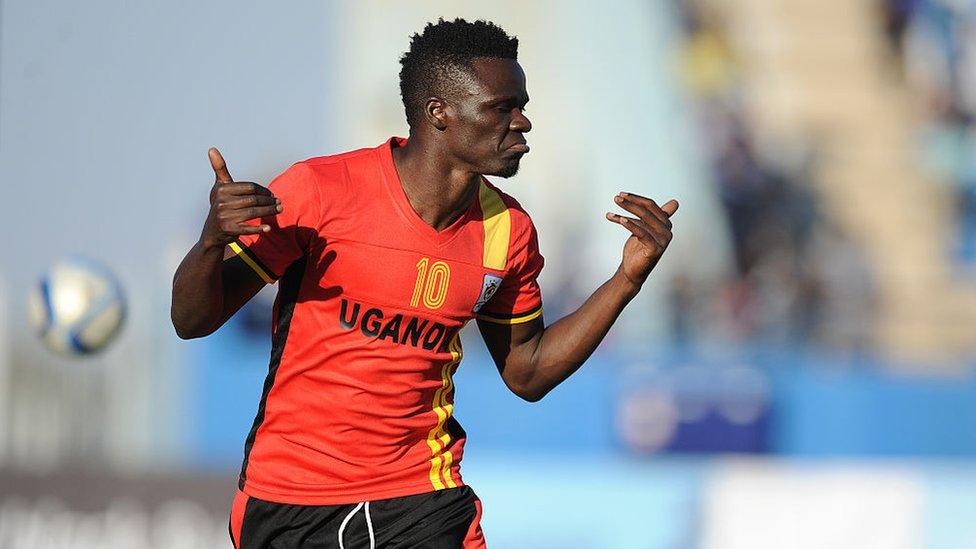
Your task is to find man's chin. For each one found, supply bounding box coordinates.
[487,160,521,178]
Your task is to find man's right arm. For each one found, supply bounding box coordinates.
[170,148,281,339]
[171,241,266,339]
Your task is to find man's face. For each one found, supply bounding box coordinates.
[444,58,532,178]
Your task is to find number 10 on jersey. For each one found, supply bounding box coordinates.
[411,257,451,310]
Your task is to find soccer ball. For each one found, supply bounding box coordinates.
[27,257,126,356]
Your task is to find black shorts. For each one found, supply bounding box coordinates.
[229,486,486,548]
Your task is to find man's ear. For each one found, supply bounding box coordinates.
[424,97,449,131]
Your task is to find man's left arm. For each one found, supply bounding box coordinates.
[478,193,678,402]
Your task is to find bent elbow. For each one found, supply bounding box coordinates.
[511,383,548,403]
[171,315,214,340]
[173,323,200,340]
[175,326,216,340]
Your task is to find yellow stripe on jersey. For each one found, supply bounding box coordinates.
[477,307,544,325]
[229,242,274,284]
[479,182,511,271]
[426,334,462,490]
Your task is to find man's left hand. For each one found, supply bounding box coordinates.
[605,192,679,288]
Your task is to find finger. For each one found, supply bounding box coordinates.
[625,213,672,245]
[661,199,679,216]
[220,195,282,210]
[209,147,233,183]
[620,193,679,219]
[606,212,664,247]
[616,193,671,228]
[614,195,670,230]
[219,182,275,197]
[235,204,283,221]
[233,224,272,235]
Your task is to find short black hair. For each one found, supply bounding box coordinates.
[399,18,519,129]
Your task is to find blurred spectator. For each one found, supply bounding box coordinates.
[889,0,976,266]
[807,223,877,351]
[881,0,923,60]
[672,0,877,350]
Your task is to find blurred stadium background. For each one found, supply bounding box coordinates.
[2,0,976,547]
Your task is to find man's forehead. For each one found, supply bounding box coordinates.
[463,58,527,100]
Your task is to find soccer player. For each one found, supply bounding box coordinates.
[172,18,677,549]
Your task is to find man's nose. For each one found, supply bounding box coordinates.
[511,109,532,133]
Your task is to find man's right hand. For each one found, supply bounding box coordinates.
[201,147,282,250]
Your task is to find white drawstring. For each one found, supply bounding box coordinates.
[337,501,375,549]
[365,502,375,549]
[337,502,363,549]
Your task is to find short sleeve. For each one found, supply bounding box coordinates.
[230,162,320,283]
[477,217,545,324]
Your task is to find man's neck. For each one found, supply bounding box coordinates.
[391,135,482,231]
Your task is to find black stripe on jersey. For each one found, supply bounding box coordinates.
[233,239,279,281]
[445,416,467,448]
[238,256,307,490]
[477,304,543,322]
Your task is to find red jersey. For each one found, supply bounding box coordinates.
[230,137,544,505]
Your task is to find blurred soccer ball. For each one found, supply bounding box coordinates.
[28,257,126,356]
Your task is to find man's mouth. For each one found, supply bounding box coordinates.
[506,143,530,154]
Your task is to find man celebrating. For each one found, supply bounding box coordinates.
[172,18,676,549]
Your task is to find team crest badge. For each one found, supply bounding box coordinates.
[472,274,503,312]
